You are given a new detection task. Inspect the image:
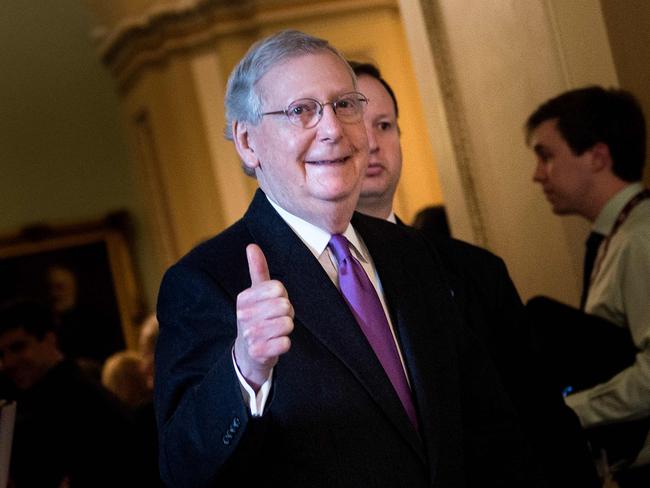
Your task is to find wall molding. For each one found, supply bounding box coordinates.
[94,0,396,91]
[133,110,181,266]
[415,0,487,246]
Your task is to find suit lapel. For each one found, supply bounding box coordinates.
[353,212,466,475]
[243,192,424,457]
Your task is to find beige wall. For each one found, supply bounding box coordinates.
[401,0,619,303]
[600,0,650,184]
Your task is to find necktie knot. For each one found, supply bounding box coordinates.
[328,234,352,262]
[328,234,372,294]
[586,231,605,252]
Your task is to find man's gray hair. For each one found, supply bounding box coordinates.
[224,29,355,143]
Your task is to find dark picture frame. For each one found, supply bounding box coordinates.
[0,212,144,363]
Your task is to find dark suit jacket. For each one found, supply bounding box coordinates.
[415,233,600,488]
[6,360,140,488]
[155,190,534,487]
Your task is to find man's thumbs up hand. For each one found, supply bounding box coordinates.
[234,244,294,391]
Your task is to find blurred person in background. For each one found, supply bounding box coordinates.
[0,299,138,488]
[526,86,650,487]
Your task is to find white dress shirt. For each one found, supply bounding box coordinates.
[566,182,650,465]
[234,197,406,415]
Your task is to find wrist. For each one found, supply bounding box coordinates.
[232,345,265,392]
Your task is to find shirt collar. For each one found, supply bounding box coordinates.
[592,182,644,235]
[267,196,367,262]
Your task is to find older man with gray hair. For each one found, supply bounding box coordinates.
[155,30,536,487]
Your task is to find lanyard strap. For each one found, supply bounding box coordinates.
[590,189,650,284]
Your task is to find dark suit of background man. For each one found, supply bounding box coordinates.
[525,86,650,487]
[350,61,599,488]
[0,300,139,488]
[155,30,537,487]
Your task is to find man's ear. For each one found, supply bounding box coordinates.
[232,120,260,172]
[590,142,613,173]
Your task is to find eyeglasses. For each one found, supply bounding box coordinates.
[260,92,369,129]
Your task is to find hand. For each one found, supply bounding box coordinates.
[234,244,294,391]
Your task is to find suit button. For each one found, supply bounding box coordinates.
[232,416,240,428]
[222,433,232,445]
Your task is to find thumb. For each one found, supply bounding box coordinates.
[246,243,270,286]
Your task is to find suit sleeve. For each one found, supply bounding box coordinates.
[490,259,600,488]
[155,263,270,487]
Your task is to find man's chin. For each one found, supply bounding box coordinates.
[360,185,389,200]
[550,205,572,216]
[543,196,563,215]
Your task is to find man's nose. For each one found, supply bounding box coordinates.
[317,104,343,141]
[365,125,379,153]
[532,160,546,182]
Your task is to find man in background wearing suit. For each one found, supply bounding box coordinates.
[0,300,139,488]
[155,30,536,487]
[526,86,650,486]
[351,61,600,487]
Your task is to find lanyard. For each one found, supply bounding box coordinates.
[590,189,650,284]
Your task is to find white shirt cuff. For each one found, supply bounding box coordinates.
[231,348,273,416]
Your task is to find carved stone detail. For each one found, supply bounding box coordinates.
[95,0,395,91]
[416,0,487,246]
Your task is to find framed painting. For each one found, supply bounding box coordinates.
[0,212,145,365]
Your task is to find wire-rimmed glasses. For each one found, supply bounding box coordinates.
[261,92,369,129]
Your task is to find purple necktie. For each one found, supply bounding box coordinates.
[328,234,418,429]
